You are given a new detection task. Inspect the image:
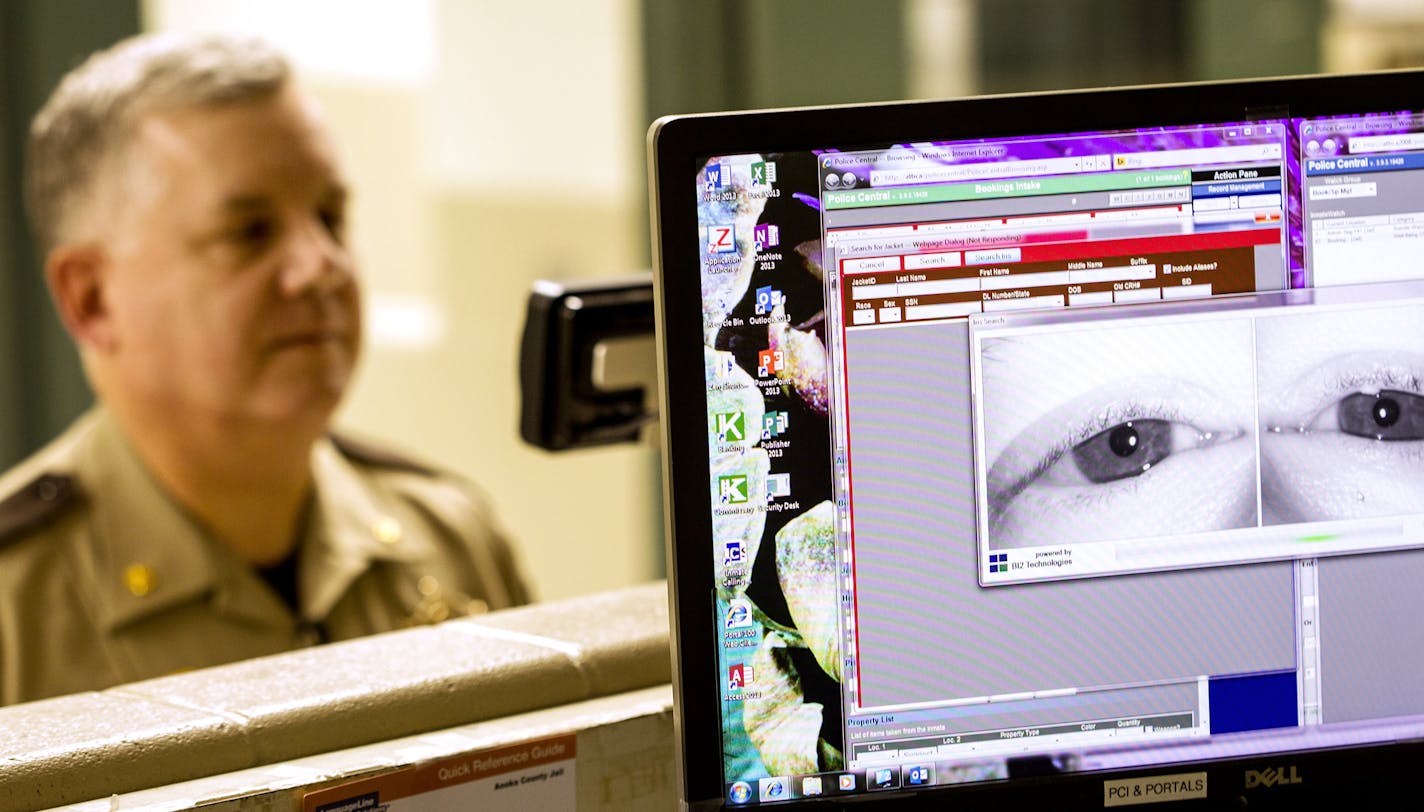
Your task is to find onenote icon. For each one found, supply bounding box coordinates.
[753,223,781,250]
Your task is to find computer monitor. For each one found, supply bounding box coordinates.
[649,69,1424,809]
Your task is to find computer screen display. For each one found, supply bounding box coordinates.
[652,70,1424,809]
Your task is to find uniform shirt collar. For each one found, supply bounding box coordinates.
[81,409,233,633]
[79,410,436,632]
[298,439,433,621]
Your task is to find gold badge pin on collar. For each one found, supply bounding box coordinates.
[124,564,156,597]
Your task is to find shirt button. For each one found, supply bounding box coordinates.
[417,575,440,597]
[372,517,402,545]
[36,478,60,501]
[124,564,156,597]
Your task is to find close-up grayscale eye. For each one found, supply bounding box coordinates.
[1334,389,1424,441]
[1256,305,1424,525]
[979,318,1258,550]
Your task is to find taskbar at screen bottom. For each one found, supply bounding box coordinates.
[726,758,1007,806]
[719,713,1424,807]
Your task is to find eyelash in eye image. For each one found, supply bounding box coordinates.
[1260,357,1424,438]
[1318,389,1424,441]
[1255,341,1424,526]
[985,386,1256,549]
[1043,417,1239,486]
[997,396,1241,507]
[978,320,1260,549]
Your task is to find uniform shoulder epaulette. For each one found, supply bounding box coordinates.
[0,474,79,549]
[328,433,440,477]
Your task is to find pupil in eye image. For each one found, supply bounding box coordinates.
[1109,424,1139,457]
[1256,304,1424,524]
[1373,396,1399,428]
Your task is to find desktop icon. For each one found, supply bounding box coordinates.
[751,160,778,186]
[705,162,730,191]
[719,475,749,505]
[753,223,781,251]
[708,224,737,254]
[715,411,746,443]
[801,776,823,797]
[728,781,752,804]
[766,473,791,500]
[755,286,784,316]
[757,349,785,377]
[725,598,754,629]
[762,411,789,439]
[729,663,755,691]
[723,539,746,566]
[713,354,737,380]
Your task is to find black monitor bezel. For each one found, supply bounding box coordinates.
[648,68,1424,811]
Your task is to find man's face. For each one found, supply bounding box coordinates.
[97,83,360,433]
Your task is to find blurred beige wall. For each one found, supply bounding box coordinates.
[1322,0,1424,71]
[144,0,661,601]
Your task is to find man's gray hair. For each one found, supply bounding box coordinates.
[25,31,291,254]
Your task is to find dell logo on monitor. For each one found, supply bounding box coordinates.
[1245,766,1303,788]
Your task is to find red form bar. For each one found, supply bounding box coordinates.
[1009,228,1279,264]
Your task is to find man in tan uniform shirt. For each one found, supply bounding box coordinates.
[0,32,530,705]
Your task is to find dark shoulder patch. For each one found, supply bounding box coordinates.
[0,474,80,549]
[329,433,439,477]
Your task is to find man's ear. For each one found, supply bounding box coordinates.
[45,244,117,353]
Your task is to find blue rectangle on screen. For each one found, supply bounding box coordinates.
[1208,671,1298,735]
